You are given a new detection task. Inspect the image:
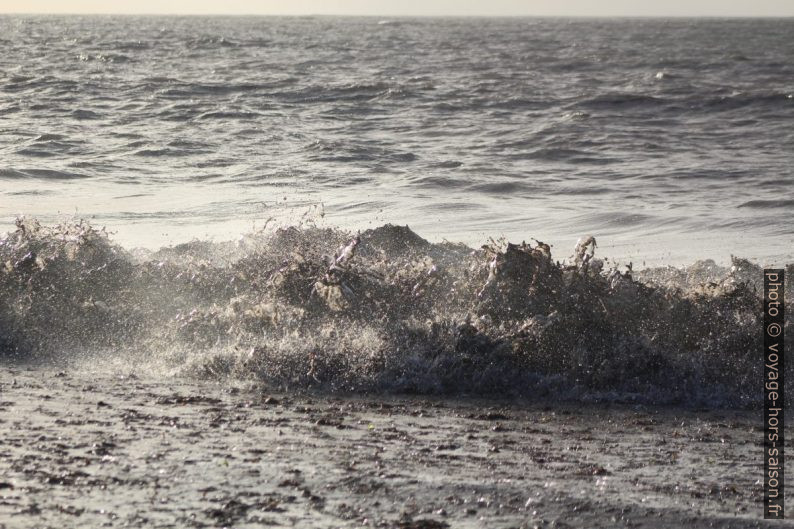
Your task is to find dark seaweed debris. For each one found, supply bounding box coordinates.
[1,218,790,406]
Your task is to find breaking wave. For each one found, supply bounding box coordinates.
[1,218,790,407]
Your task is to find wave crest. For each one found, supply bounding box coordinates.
[0,218,789,407]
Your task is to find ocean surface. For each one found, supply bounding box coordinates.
[0,15,792,264]
[1,16,792,405]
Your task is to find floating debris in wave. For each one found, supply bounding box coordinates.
[0,218,790,407]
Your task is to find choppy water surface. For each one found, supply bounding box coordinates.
[1,17,792,405]
[1,16,792,264]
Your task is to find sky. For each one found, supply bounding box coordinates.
[2,0,793,17]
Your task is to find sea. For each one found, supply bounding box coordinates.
[0,16,792,405]
[1,15,792,263]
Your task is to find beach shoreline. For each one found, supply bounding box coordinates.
[0,367,784,528]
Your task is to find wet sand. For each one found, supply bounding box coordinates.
[0,367,788,528]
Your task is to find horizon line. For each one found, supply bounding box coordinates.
[2,12,793,18]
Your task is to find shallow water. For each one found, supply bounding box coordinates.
[1,16,792,264]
